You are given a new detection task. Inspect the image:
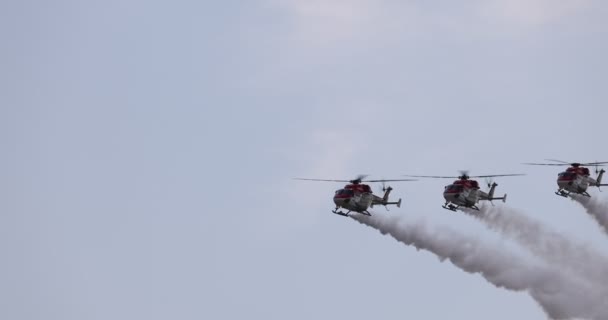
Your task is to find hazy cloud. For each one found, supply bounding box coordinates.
[479,0,591,27]
[268,0,593,46]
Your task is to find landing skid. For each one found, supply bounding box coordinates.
[332,210,350,217]
[332,208,371,217]
[442,203,479,212]
[555,190,591,198]
[442,203,458,212]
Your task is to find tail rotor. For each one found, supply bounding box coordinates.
[485,177,494,189]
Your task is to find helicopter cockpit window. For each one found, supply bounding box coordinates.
[445,185,463,192]
[558,172,576,178]
[335,189,354,196]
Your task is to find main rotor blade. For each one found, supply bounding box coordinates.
[293,177,418,183]
[364,179,418,182]
[580,161,608,166]
[405,173,525,179]
[403,175,458,179]
[469,174,526,178]
[523,162,608,166]
[544,159,571,164]
[292,178,350,182]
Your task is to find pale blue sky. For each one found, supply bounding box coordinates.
[2,0,607,319]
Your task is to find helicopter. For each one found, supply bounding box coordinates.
[293,175,416,217]
[523,160,608,197]
[404,171,525,211]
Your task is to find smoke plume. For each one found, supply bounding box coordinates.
[462,205,608,287]
[571,195,608,235]
[351,213,607,319]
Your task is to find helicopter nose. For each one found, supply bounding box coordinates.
[333,197,349,207]
[443,193,458,201]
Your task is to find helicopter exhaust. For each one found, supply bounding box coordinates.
[462,205,608,295]
[571,195,608,235]
[350,213,607,319]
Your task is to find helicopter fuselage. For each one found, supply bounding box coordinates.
[443,182,479,209]
[557,172,590,194]
[441,178,506,211]
[403,172,518,212]
[333,189,373,212]
[523,162,607,198]
[331,182,402,216]
[553,165,608,197]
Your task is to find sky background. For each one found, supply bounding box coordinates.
[2,0,607,319]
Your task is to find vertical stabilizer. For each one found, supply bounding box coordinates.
[382,186,393,202]
[597,169,606,185]
[488,182,498,199]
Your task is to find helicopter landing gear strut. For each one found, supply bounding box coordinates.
[555,189,571,198]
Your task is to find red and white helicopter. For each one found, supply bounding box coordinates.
[404,171,525,211]
[523,159,608,197]
[293,175,416,217]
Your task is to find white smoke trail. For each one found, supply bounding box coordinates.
[351,213,608,319]
[571,195,608,235]
[462,205,608,287]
